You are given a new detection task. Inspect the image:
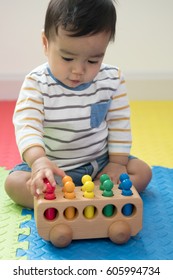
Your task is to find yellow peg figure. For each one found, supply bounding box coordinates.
[83,181,95,219]
[81,174,92,191]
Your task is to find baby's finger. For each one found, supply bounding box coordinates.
[54,166,66,178]
[44,170,57,188]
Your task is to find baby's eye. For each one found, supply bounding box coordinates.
[62,57,73,62]
[88,60,98,64]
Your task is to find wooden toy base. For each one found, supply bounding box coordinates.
[34,183,143,247]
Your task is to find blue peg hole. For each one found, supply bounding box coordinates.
[122,204,136,217]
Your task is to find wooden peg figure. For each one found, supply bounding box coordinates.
[62,175,73,192]
[64,181,76,220]
[43,178,56,220]
[83,181,95,219]
[83,181,95,199]
[102,179,114,197]
[99,174,110,190]
[81,174,92,191]
[121,179,133,196]
[64,181,76,199]
[121,179,133,216]
[118,173,130,190]
[102,179,114,217]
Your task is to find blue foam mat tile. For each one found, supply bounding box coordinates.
[17,166,173,260]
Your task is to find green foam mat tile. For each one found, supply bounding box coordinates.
[0,168,31,259]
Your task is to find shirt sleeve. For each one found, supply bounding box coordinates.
[13,75,45,160]
[106,70,132,156]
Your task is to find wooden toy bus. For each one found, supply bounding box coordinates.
[34,174,143,247]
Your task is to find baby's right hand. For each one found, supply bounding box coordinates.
[27,156,65,196]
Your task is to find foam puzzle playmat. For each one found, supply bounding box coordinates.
[0,101,173,260]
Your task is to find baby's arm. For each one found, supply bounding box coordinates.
[101,70,131,182]
[24,146,65,197]
[13,74,65,196]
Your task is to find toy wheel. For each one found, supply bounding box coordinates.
[108,221,131,244]
[49,224,73,247]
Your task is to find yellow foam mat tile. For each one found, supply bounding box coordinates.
[130,101,173,168]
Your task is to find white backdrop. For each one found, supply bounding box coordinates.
[0,0,173,99]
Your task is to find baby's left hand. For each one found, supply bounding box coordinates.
[96,162,127,184]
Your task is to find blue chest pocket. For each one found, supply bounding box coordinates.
[90,100,111,128]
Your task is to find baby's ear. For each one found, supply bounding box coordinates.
[41,30,49,55]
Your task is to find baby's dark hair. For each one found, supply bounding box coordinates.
[44,0,116,41]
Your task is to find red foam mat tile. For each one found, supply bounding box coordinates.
[0,101,20,169]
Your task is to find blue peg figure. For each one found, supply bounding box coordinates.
[118,173,129,190]
[121,178,133,216]
[121,179,132,196]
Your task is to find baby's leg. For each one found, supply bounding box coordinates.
[126,158,152,192]
[5,171,34,208]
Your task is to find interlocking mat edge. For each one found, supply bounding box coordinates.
[0,168,31,260]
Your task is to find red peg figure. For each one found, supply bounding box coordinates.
[43,178,56,200]
[43,178,57,220]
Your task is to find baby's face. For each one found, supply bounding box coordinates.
[42,27,110,88]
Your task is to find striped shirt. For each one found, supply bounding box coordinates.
[13,63,132,171]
